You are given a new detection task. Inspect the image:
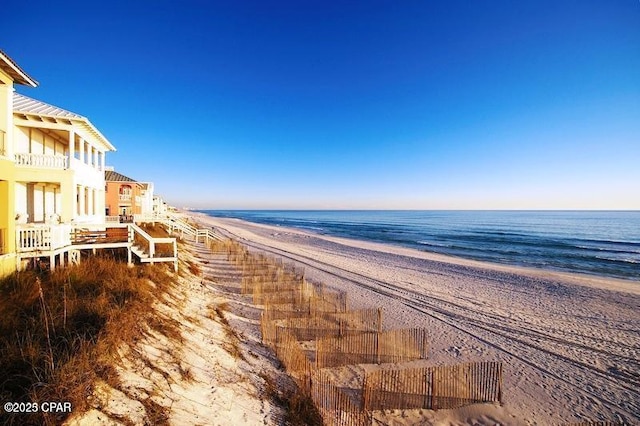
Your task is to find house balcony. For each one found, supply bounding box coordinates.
[16,223,72,252]
[15,153,68,169]
[119,194,132,202]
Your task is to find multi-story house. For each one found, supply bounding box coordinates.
[1,50,38,275]
[105,169,155,220]
[153,195,168,216]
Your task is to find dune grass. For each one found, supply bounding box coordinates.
[0,255,174,425]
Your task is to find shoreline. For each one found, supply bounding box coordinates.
[191,211,640,296]
[185,210,640,423]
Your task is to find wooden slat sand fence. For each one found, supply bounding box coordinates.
[362,362,503,411]
[274,326,315,392]
[262,298,350,322]
[283,310,381,342]
[252,285,315,306]
[316,328,429,369]
[241,276,304,295]
[258,283,347,311]
[261,308,379,348]
[311,369,372,426]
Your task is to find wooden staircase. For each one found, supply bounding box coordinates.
[129,223,178,271]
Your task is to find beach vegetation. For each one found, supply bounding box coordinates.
[0,255,176,425]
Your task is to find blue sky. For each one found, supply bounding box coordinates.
[3,1,639,209]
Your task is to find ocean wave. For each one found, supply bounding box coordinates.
[416,240,452,248]
[594,255,640,264]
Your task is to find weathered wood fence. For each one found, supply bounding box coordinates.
[316,328,429,369]
[311,369,372,426]
[209,237,505,426]
[262,308,379,348]
[362,362,503,411]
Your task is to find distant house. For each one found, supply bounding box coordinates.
[104,169,155,219]
[153,195,168,215]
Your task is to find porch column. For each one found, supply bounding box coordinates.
[87,187,94,217]
[68,130,75,165]
[93,147,98,169]
[100,151,105,170]
[78,185,85,216]
[79,138,85,164]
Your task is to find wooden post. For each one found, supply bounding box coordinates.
[431,368,436,410]
[498,363,503,405]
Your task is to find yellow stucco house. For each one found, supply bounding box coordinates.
[1,50,38,275]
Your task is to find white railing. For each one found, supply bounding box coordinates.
[130,223,178,270]
[105,216,121,223]
[196,228,224,243]
[133,213,168,223]
[16,224,71,252]
[119,194,132,202]
[14,153,68,169]
[15,222,178,271]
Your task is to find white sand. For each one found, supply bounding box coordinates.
[187,212,640,425]
[65,240,287,426]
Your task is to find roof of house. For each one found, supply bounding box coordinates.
[13,93,116,151]
[0,50,38,87]
[105,170,138,183]
[13,92,83,119]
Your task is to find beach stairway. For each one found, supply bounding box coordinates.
[131,244,150,260]
[129,223,178,271]
[135,213,225,244]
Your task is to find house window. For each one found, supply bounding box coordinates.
[119,185,132,202]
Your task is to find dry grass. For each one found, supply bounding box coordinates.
[138,223,171,239]
[186,260,201,276]
[0,256,176,425]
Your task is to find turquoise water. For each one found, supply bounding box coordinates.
[200,210,640,281]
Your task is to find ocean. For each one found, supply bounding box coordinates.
[199,210,640,281]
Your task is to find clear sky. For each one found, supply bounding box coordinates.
[3,1,639,209]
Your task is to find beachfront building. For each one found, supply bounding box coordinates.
[12,93,115,226]
[153,195,168,216]
[104,169,155,220]
[0,51,38,275]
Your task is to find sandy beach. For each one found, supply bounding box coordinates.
[188,211,639,425]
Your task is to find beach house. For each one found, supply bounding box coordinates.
[0,51,38,275]
[104,169,155,220]
[153,195,168,216]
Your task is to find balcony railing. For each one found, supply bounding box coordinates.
[16,224,72,252]
[15,153,68,169]
[119,194,132,202]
